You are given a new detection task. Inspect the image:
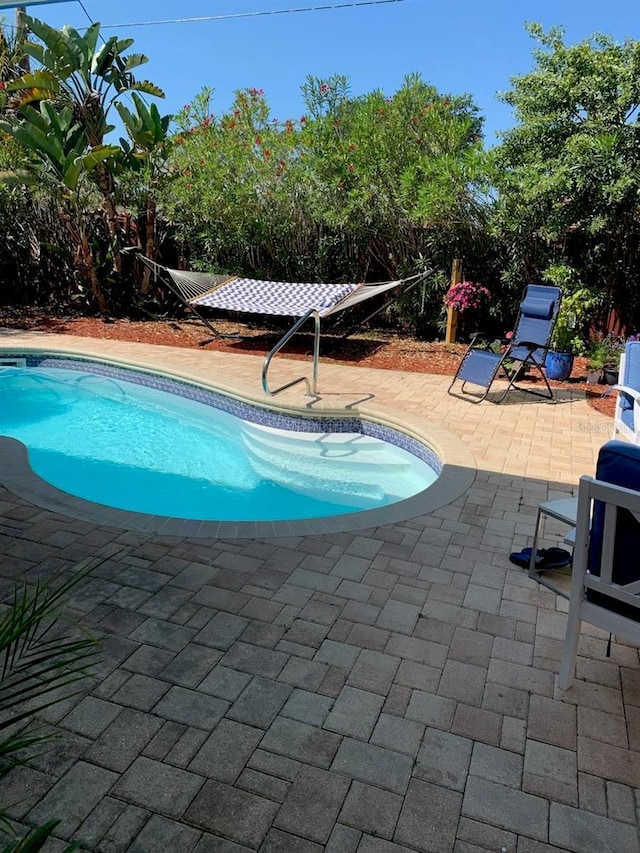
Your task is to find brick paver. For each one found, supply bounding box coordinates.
[0,332,638,851]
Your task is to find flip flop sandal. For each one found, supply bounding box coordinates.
[510,548,537,568]
[538,547,573,569]
[509,547,572,569]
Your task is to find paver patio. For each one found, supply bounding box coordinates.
[0,330,638,853]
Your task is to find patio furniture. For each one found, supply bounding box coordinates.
[526,497,578,598]
[447,284,562,403]
[612,340,640,444]
[559,440,640,690]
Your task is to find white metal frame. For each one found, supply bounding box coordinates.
[559,475,640,689]
[612,347,640,444]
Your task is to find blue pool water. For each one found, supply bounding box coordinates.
[0,366,438,521]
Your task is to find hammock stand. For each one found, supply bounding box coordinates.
[140,257,425,397]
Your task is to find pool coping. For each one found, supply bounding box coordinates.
[0,340,477,538]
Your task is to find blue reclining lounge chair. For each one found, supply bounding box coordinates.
[448,284,562,403]
[612,340,640,444]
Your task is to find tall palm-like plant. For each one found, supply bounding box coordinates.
[0,101,119,310]
[0,557,103,851]
[0,22,26,98]
[0,15,164,309]
[116,92,172,293]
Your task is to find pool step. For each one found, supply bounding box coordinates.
[241,422,414,504]
[241,422,412,468]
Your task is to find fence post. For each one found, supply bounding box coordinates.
[445,259,462,344]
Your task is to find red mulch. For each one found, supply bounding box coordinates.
[0,307,615,418]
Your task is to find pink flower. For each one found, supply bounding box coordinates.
[444,281,491,313]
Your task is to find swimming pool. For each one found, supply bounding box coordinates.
[0,357,440,524]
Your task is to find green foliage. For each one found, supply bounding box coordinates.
[0,15,166,311]
[541,264,603,355]
[116,91,173,296]
[0,102,119,191]
[0,558,103,851]
[117,93,171,157]
[587,334,624,370]
[1,820,79,852]
[161,74,492,333]
[11,17,164,144]
[491,24,640,331]
[549,292,599,356]
[0,561,100,769]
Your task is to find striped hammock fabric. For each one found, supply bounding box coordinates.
[162,266,410,319]
[191,277,361,318]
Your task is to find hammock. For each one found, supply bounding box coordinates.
[140,258,425,395]
[149,263,413,319]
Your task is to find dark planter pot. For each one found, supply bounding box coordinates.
[603,368,619,386]
[545,351,574,381]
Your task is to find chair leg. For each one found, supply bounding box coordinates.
[558,608,582,690]
[459,381,491,402]
[527,509,543,581]
[496,358,554,403]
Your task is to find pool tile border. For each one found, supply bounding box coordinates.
[0,349,476,539]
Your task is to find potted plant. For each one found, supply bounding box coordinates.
[587,334,624,385]
[545,318,579,381]
[586,338,608,384]
[602,335,624,385]
[538,272,598,381]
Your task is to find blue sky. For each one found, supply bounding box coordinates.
[4,0,639,145]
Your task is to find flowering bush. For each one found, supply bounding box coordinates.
[444,281,491,313]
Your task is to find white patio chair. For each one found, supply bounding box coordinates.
[612,340,640,444]
[559,441,640,690]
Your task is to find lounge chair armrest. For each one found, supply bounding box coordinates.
[511,340,539,350]
[467,332,508,351]
[468,330,489,345]
[614,384,640,402]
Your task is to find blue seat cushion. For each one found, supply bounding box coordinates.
[619,342,640,430]
[620,341,640,389]
[587,440,640,618]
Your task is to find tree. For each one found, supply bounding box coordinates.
[298,73,488,280]
[163,74,491,334]
[0,15,165,311]
[491,24,640,332]
[116,92,172,294]
[0,101,119,310]
[0,13,29,100]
